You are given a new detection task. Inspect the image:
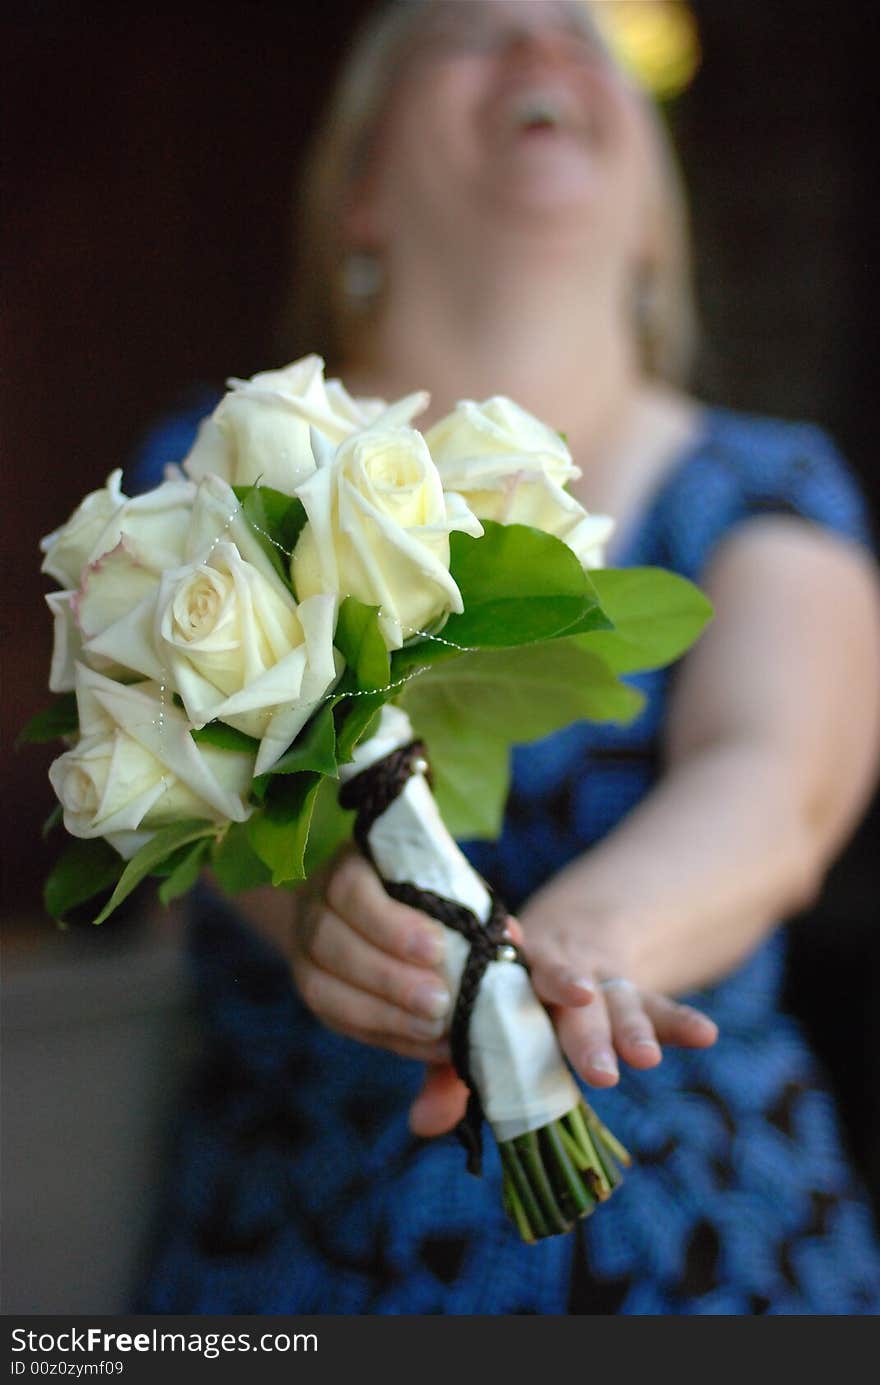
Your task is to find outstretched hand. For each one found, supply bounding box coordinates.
[409,915,718,1137]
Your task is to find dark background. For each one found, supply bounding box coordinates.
[3,1,878,1205]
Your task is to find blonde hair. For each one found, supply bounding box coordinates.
[281,0,698,385]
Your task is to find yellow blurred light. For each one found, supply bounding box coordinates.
[587,1,701,100]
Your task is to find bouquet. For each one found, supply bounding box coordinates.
[26,355,712,1243]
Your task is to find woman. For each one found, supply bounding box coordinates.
[136,0,880,1313]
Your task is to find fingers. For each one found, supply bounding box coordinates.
[502,917,593,1005]
[301,902,452,1024]
[326,852,446,966]
[554,979,719,1088]
[296,855,721,1109]
[293,958,449,1047]
[408,1063,469,1137]
[507,916,597,1008]
[528,957,598,1008]
[344,1028,452,1066]
[598,986,717,1070]
[555,990,620,1087]
[600,978,662,1069]
[291,852,456,1053]
[642,992,718,1048]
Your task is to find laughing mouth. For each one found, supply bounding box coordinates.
[514,95,566,131]
[504,89,599,141]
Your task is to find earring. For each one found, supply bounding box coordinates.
[631,262,661,363]
[342,251,384,305]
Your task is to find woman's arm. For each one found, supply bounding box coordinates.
[513,516,880,1082]
[524,517,880,988]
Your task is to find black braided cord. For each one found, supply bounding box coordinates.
[338,740,430,857]
[339,740,524,1175]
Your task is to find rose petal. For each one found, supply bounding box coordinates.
[104,829,154,860]
[46,591,82,693]
[181,415,234,484]
[370,391,431,431]
[78,665,251,823]
[83,591,166,682]
[88,478,196,574]
[40,470,127,588]
[186,474,295,601]
[75,541,160,639]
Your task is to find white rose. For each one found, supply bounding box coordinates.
[291,426,483,650]
[426,397,615,568]
[182,353,429,495]
[70,473,293,686]
[43,477,197,686]
[49,664,254,858]
[427,396,577,484]
[41,474,196,591]
[86,476,197,573]
[155,542,340,774]
[184,473,301,584]
[65,542,164,683]
[40,471,126,587]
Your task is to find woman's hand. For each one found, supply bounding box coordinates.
[409,907,718,1138]
[290,849,717,1139]
[511,900,718,1091]
[289,848,455,1065]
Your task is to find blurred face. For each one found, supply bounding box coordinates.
[349,0,658,272]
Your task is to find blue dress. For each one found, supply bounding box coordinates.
[132,404,880,1314]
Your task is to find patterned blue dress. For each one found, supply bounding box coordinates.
[132,405,880,1314]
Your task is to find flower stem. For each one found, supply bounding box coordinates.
[583,1103,632,1169]
[514,1130,570,1235]
[566,1105,613,1200]
[557,1121,592,1172]
[499,1101,631,1242]
[502,1173,536,1244]
[500,1142,549,1240]
[542,1122,596,1219]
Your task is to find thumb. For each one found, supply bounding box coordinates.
[408,1062,468,1137]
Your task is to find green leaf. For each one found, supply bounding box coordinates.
[232,483,307,586]
[334,692,389,764]
[44,837,124,923]
[303,777,355,876]
[247,773,322,884]
[158,839,210,905]
[399,642,643,839]
[17,694,79,746]
[443,522,610,648]
[390,631,461,682]
[573,567,713,673]
[334,596,390,690]
[42,803,63,839]
[211,821,273,893]
[254,702,338,784]
[191,721,261,753]
[431,731,510,841]
[149,841,197,877]
[91,819,216,925]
